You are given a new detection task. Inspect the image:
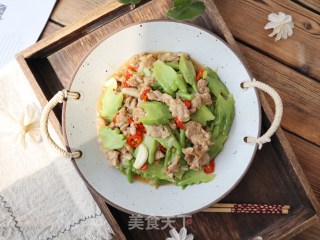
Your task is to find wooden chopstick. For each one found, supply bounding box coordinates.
[202,203,290,214]
[212,203,290,210]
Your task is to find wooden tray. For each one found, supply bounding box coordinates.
[16,0,320,239]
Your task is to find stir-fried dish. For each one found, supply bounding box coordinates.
[97,52,235,189]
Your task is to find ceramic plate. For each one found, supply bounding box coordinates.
[63,21,261,217]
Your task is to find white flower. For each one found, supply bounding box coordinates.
[166,227,194,240]
[264,12,294,41]
[0,104,41,148]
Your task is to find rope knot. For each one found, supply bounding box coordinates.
[62,89,69,99]
[255,137,271,149]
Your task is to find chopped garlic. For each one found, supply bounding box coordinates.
[104,77,117,90]
[133,143,148,169]
[121,88,140,98]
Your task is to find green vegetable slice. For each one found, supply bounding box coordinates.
[212,94,235,137]
[191,105,215,126]
[101,87,123,122]
[151,82,164,92]
[124,160,134,183]
[176,90,194,100]
[133,162,174,182]
[179,54,197,92]
[144,125,181,151]
[153,133,181,151]
[208,94,235,158]
[208,134,228,158]
[176,169,215,187]
[174,153,189,180]
[164,147,173,168]
[139,101,173,125]
[165,61,180,70]
[153,60,179,95]
[98,127,125,150]
[162,125,181,150]
[150,179,173,187]
[208,103,215,115]
[173,128,180,143]
[175,74,188,93]
[205,66,230,98]
[166,147,181,167]
[174,169,185,180]
[143,68,152,77]
[179,129,186,148]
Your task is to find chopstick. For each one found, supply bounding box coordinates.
[202,203,290,214]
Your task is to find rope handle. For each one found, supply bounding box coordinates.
[242,78,283,149]
[40,89,82,159]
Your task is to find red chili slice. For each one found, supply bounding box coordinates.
[124,65,139,87]
[139,162,148,171]
[196,68,204,81]
[123,79,132,88]
[127,133,143,148]
[136,123,146,134]
[183,100,192,109]
[123,71,132,88]
[125,71,132,80]
[159,144,167,153]
[112,112,119,123]
[174,117,184,129]
[128,65,139,72]
[140,88,151,101]
[204,160,215,174]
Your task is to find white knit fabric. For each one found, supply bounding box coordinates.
[0,61,114,240]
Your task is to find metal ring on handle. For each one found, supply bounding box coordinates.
[242,78,283,149]
[40,89,82,159]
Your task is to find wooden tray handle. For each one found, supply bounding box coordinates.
[242,79,283,149]
[40,90,82,159]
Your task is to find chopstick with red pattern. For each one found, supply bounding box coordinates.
[202,203,290,214]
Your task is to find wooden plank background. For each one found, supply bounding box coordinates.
[215,1,320,238]
[37,0,320,239]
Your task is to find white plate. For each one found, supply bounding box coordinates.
[63,21,260,217]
